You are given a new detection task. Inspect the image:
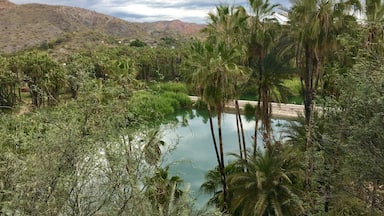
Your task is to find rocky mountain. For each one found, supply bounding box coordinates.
[0,0,205,53]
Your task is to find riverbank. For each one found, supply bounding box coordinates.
[189,96,304,119]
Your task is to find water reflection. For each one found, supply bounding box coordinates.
[161,109,290,209]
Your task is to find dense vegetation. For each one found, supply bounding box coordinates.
[1,0,384,215]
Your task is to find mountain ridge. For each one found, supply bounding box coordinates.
[0,0,205,53]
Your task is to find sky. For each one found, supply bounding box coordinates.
[9,0,291,24]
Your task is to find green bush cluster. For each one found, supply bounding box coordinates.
[150,82,189,94]
[126,84,192,123]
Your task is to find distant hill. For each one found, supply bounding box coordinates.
[0,0,205,53]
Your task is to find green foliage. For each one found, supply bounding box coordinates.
[283,78,302,104]
[126,91,176,123]
[228,145,305,216]
[183,41,249,109]
[18,50,66,107]
[0,56,21,109]
[145,166,191,215]
[321,54,384,214]
[150,82,189,94]
[243,103,255,120]
[159,37,178,48]
[0,81,195,215]
[161,91,191,108]
[65,52,94,99]
[129,39,147,47]
[200,144,305,215]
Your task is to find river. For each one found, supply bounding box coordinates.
[161,109,291,209]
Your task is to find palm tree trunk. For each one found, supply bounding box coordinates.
[253,55,264,156]
[262,87,272,151]
[304,43,313,190]
[207,105,222,174]
[207,106,227,211]
[254,97,261,157]
[304,44,312,127]
[235,103,243,160]
[216,109,228,212]
[236,100,248,165]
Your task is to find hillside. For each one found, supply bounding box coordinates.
[0,0,204,53]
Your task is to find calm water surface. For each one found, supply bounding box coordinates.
[161,109,290,209]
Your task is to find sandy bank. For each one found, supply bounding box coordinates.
[189,96,304,119]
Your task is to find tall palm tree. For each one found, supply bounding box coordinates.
[283,0,360,189]
[286,0,360,131]
[204,5,251,164]
[183,40,248,211]
[204,5,249,48]
[247,0,281,152]
[228,145,305,216]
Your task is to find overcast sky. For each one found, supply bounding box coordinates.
[9,0,291,24]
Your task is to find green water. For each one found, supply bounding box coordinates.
[161,109,291,209]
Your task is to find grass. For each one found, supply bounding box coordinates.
[283,78,303,104]
[239,78,304,104]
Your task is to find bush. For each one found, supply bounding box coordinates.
[127,91,175,123]
[150,82,188,94]
[283,78,303,104]
[244,103,255,116]
[161,91,191,108]
[130,39,147,47]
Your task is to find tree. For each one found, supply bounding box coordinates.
[284,0,361,191]
[204,5,249,47]
[183,39,248,211]
[0,76,195,215]
[365,0,384,53]
[204,4,250,164]
[246,0,282,152]
[323,54,384,214]
[19,50,66,107]
[129,39,147,47]
[145,166,188,215]
[200,163,243,209]
[0,56,20,110]
[228,145,305,215]
[65,53,94,99]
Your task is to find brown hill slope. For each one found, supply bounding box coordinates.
[142,20,206,38]
[0,0,204,53]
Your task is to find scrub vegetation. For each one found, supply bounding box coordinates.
[1,0,384,215]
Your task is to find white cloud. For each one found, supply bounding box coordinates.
[9,0,290,24]
[109,3,211,23]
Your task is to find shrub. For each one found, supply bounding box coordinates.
[161,91,191,108]
[127,91,175,122]
[150,82,188,94]
[244,103,255,117]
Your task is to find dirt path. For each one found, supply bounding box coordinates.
[189,96,303,119]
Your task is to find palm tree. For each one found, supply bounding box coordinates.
[183,40,248,211]
[228,145,305,215]
[200,163,243,209]
[204,4,251,164]
[286,0,360,131]
[246,0,281,153]
[204,5,249,47]
[145,166,185,215]
[283,0,360,190]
